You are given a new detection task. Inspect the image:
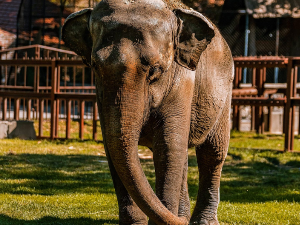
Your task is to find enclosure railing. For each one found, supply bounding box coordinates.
[0,45,98,140]
[232,56,300,151]
[1,45,300,151]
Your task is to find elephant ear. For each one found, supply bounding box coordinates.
[62,9,93,67]
[173,9,215,71]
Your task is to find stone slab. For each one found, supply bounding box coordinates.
[0,121,36,140]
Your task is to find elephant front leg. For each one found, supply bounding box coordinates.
[148,127,191,224]
[190,105,230,225]
[178,154,191,219]
[105,150,147,225]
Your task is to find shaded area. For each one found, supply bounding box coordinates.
[188,148,300,203]
[0,153,113,195]
[0,215,118,225]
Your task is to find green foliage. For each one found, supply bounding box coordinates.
[1,132,300,224]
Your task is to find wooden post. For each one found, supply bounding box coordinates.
[55,66,61,137]
[79,100,85,140]
[27,99,31,120]
[232,66,241,130]
[66,100,71,139]
[14,98,20,120]
[2,98,7,120]
[55,99,60,137]
[268,105,273,132]
[250,68,256,131]
[284,58,294,152]
[39,99,44,137]
[255,68,261,133]
[50,59,57,140]
[255,67,266,134]
[93,101,97,140]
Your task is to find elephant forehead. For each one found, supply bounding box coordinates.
[94,0,174,32]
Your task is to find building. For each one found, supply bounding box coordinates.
[0,0,102,50]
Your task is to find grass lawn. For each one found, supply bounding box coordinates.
[0,129,300,224]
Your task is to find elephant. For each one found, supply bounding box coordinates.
[62,0,233,224]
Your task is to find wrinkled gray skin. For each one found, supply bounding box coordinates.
[62,0,233,224]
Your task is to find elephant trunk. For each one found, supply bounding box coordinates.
[100,89,188,225]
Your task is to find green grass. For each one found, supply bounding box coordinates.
[1,131,300,224]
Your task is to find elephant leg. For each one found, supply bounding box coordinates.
[148,131,190,224]
[105,150,147,225]
[190,104,230,225]
[178,154,191,219]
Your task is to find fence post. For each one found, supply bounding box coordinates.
[66,99,71,139]
[35,46,40,120]
[14,98,20,120]
[27,99,31,120]
[232,66,241,131]
[255,67,266,134]
[79,100,85,140]
[2,98,7,120]
[284,58,294,152]
[39,99,44,137]
[55,64,61,137]
[50,59,57,140]
[93,101,97,140]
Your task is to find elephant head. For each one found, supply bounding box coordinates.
[62,0,215,224]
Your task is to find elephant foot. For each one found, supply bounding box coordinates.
[120,219,148,225]
[189,219,219,225]
[189,216,219,225]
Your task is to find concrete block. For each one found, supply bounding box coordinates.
[0,121,36,140]
[0,122,8,139]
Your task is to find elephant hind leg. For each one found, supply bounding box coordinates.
[190,101,230,225]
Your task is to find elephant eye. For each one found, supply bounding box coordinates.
[148,66,162,83]
[106,35,114,42]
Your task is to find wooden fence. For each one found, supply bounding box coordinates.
[1,45,300,151]
[232,56,300,151]
[0,45,97,140]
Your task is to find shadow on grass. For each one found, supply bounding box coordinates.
[0,215,118,225]
[187,154,300,203]
[0,154,114,195]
